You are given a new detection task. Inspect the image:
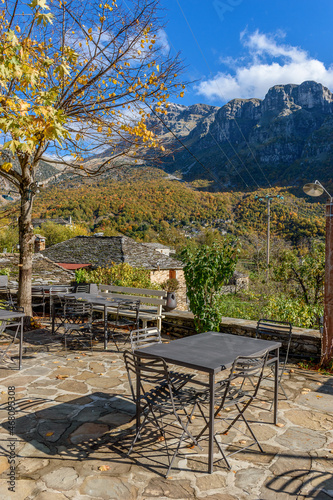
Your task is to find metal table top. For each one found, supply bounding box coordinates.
[136,331,282,374]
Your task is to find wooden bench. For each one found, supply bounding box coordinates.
[98,285,167,330]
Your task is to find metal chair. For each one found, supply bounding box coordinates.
[62,298,93,350]
[130,327,162,351]
[195,351,269,470]
[124,350,202,477]
[129,327,195,390]
[0,275,15,307]
[31,287,47,318]
[76,284,90,293]
[108,299,140,350]
[256,318,293,401]
[49,285,73,317]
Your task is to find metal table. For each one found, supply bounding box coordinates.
[0,310,25,369]
[61,293,159,349]
[54,293,122,349]
[135,331,281,474]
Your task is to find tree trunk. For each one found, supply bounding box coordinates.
[17,181,34,316]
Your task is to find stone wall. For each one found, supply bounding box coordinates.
[161,310,321,359]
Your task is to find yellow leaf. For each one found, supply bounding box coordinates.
[88,28,93,34]
[98,465,110,471]
[1,162,13,172]
[156,64,159,72]
[46,432,54,437]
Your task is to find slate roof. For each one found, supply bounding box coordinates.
[0,254,74,284]
[41,236,183,270]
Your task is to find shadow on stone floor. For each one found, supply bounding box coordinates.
[265,469,333,499]
[0,392,136,460]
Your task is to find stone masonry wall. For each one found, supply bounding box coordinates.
[150,269,187,311]
[161,310,321,359]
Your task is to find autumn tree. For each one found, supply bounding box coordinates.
[0,0,185,313]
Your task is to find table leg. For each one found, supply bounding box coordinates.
[208,371,215,473]
[19,316,23,370]
[136,366,141,436]
[273,348,279,424]
[104,305,107,350]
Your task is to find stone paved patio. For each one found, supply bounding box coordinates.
[0,329,332,499]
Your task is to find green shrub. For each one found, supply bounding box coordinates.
[75,262,160,289]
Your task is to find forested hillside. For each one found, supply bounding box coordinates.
[29,168,325,247]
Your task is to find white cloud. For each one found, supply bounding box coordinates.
[196,30,333,102]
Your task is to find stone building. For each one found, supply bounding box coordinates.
[41,235,187,310]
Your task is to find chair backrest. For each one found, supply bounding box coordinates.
[0,275,8,288]
[116,299,140,322]
[256,318,292,363]
[31,287,45,298]
[130,327,162,351]
[76,284,90,293]
[64,297,92,317]
[220,352,269,406]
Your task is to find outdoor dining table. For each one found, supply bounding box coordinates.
[59,293,128,349]
[0,309,25,369]
[134,331,282,474]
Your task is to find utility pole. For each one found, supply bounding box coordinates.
[303,180,333,365]
[255,194,283,280]
[266,197,271,280]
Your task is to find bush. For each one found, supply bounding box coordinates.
[264,294,323,329]
[181,239,239,332]
[75,262,161,289]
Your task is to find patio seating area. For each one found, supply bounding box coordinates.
[0,328,332,499]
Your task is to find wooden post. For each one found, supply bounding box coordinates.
[322,199,333,365]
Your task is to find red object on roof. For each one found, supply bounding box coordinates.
[56,263,91,270]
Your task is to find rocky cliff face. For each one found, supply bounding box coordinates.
[36,81,333,190]
[161,81,333,188]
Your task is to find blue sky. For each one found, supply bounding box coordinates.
[159,0,333,106]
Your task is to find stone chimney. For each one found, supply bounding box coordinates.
[34,234,46,253]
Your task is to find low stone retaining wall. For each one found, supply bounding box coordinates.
[162,310,321,359]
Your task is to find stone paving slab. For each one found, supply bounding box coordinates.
[0,330,332,499]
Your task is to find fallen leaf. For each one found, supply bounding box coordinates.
[45,432,54,437]
[186,444,195,449]
[53,361,60,364]
[276,423,284,428]
[111,360,117,363]
[239,440,247,444]
[99,373,104,376]
[157,436,165,442]
[74,357,80,359]
[290,369,294,373]
[56,375,69,380]
[98,465,110,471]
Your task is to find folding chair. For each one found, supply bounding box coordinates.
[31,287,47,319]
[195,351,269,470]
[256,318,293,401]
[0,275,14,307]
[108,299,140,351]
[130,327,162,351]
[124,350,202,477]
[129,327,195,390]
[62,299,93,350]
